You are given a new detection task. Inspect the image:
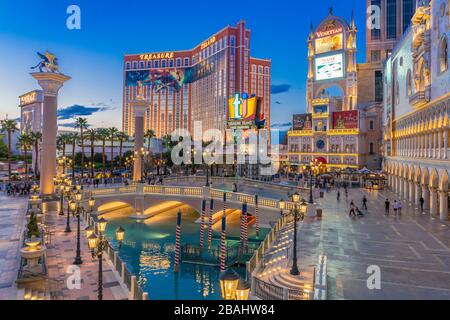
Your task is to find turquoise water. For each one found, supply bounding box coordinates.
[104,207,268,300]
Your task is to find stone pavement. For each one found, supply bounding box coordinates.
[44,210,129,300]
[297,187,450,300]
[0,194,28,300]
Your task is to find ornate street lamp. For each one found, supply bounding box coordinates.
[219,268,240,300]
[86,218,125,300]
[116,226,125,248]
[88,196,96,213]
[85,225,95,238]
[70,199,83,265]
[235,279,251,301]
[290,193,302,276]
[65,198,74,233]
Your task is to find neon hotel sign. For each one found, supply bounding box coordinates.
[316,26,343,38]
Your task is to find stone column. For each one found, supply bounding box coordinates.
[444,129,448,160]
[430,187,438,216]
[403,179,409,200]
[31,73,71,196]
[409,180,415,203]
[439,191,448,221]
[422,185,430,210]
[415,182,421,205]
[133,100,146,183]
[438,131,442,159]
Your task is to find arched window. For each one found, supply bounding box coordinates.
[369,143,374,155]
[439,36,448,73]
[406,69,413,96]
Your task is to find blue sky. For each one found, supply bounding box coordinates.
[0,0,367,129]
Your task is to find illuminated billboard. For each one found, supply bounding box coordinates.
[315,53,344,81]
[228,93,265,129]
[332,111,359,129]
[315,33,343,54]
[292,114,313,131]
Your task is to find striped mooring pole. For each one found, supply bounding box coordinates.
[241,201,248,248]
[199,199,206,250]
[174,210,182,273]
[207,199,214,247]
[255,195,260,237]
[220,192,227,271]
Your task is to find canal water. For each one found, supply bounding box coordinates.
[104,206,268,300]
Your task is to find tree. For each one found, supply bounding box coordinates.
[68,132,79,180]
[0,119,19,181]
[96,128,109,176]
[57,133,71,158]
[16,133,33,181]
[144,129,155,166]
[116,131,129,168]
[30,131,42,179]
[0,136,8,159]
[74,117,89,178]
[107,127,119,171]
[86,128,98,179]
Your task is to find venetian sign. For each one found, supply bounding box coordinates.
[315,33,343,54]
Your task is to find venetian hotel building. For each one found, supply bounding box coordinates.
[122,21,271,137]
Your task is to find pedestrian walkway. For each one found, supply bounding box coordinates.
[297,187,450,299]
[0,195,28,299]
[44,211,129,300]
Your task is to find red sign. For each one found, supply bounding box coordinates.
[332,111,359,129]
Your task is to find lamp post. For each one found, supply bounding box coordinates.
[70,189,84,265]
[290,192,306,276]
[65,190,73,233]
[219,268,250,300]
[303,159,322,204]
[86,217,124,300]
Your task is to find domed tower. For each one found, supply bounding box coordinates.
[306,8,358,113]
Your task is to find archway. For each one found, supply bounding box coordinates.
[439,170,449,221]
[429,169,439,215]
[97,201,135,219]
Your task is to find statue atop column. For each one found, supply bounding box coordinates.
[30,51,61,73]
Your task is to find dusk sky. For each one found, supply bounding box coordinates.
[0,0,367,129]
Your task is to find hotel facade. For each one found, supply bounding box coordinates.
[287,9,384,172]
[122,21,271,138]
[383,0,450,221]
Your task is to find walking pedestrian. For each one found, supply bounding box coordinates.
[393,200,398,216]
[419,196,425,212]
[349,201,356,217]
[398,200,402,216]
[385,199,390,215]
[337,190,341,201]
[362,196,368,210]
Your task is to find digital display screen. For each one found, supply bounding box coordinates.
[315,33,343,54]
[314,53,344,81]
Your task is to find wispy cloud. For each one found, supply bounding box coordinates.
[57,104,114,120]
[271,84,291,95]
[271,122,292,129]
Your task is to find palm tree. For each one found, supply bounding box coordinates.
[57,133,73,158]
[116,131,129,169]
[107,127,119,171]
[16,133,33,181]
[74,117,89,179]
[30,131,42,179]
[68,132,79,181]
[144,129,155,165]
[85,128,97,179]
[0,119,19,181]
[96,128,108,177]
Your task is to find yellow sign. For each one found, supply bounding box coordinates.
[139,52,174,61]
[315,33,343,54]
[200,36,216,50]
[228,94,257,121]
[19,91,38,106]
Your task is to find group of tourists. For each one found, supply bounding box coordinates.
[348,195,368,218]
[384,199,403,216]
[2,182,34,196]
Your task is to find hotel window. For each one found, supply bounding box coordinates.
[230,36,236,47]
[265,67,270,75]
[370,0,381,40]
[154,60,159,68]
[176,58,181,67]
[406,69,413,95]
[439,36,448,73]
[402,0,414,33]
[169,59,174,68]
[386,0,397,39]
[126,62,131,70]
[369,120,374,131]
[161,60,167,68]
[147,61,152,68]
[369,143,375,155]
[132,62,138,69]
[184,58,189,66]
[140,61,145,69]
[375,70,383,102]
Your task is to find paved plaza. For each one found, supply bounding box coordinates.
[297,187,450,300]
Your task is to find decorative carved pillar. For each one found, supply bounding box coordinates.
[31,72,71,196]
[444,129,448,160]
[439,190,448,221]
[133,100,146,183]
[430,187,438,216]
[409,180,415,203]
[422,185,430,210]
[415,182,421,205]
[404,179,409,200]
[438,130,442,159]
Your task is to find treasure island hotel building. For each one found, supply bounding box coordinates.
[122,21,271,138]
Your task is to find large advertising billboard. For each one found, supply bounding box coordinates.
[125,60,215,92]
[332,111,359,129]
[315,53,344,81]
[228,93,265,129]
[315,33,343,54]
[292,114,313,131]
